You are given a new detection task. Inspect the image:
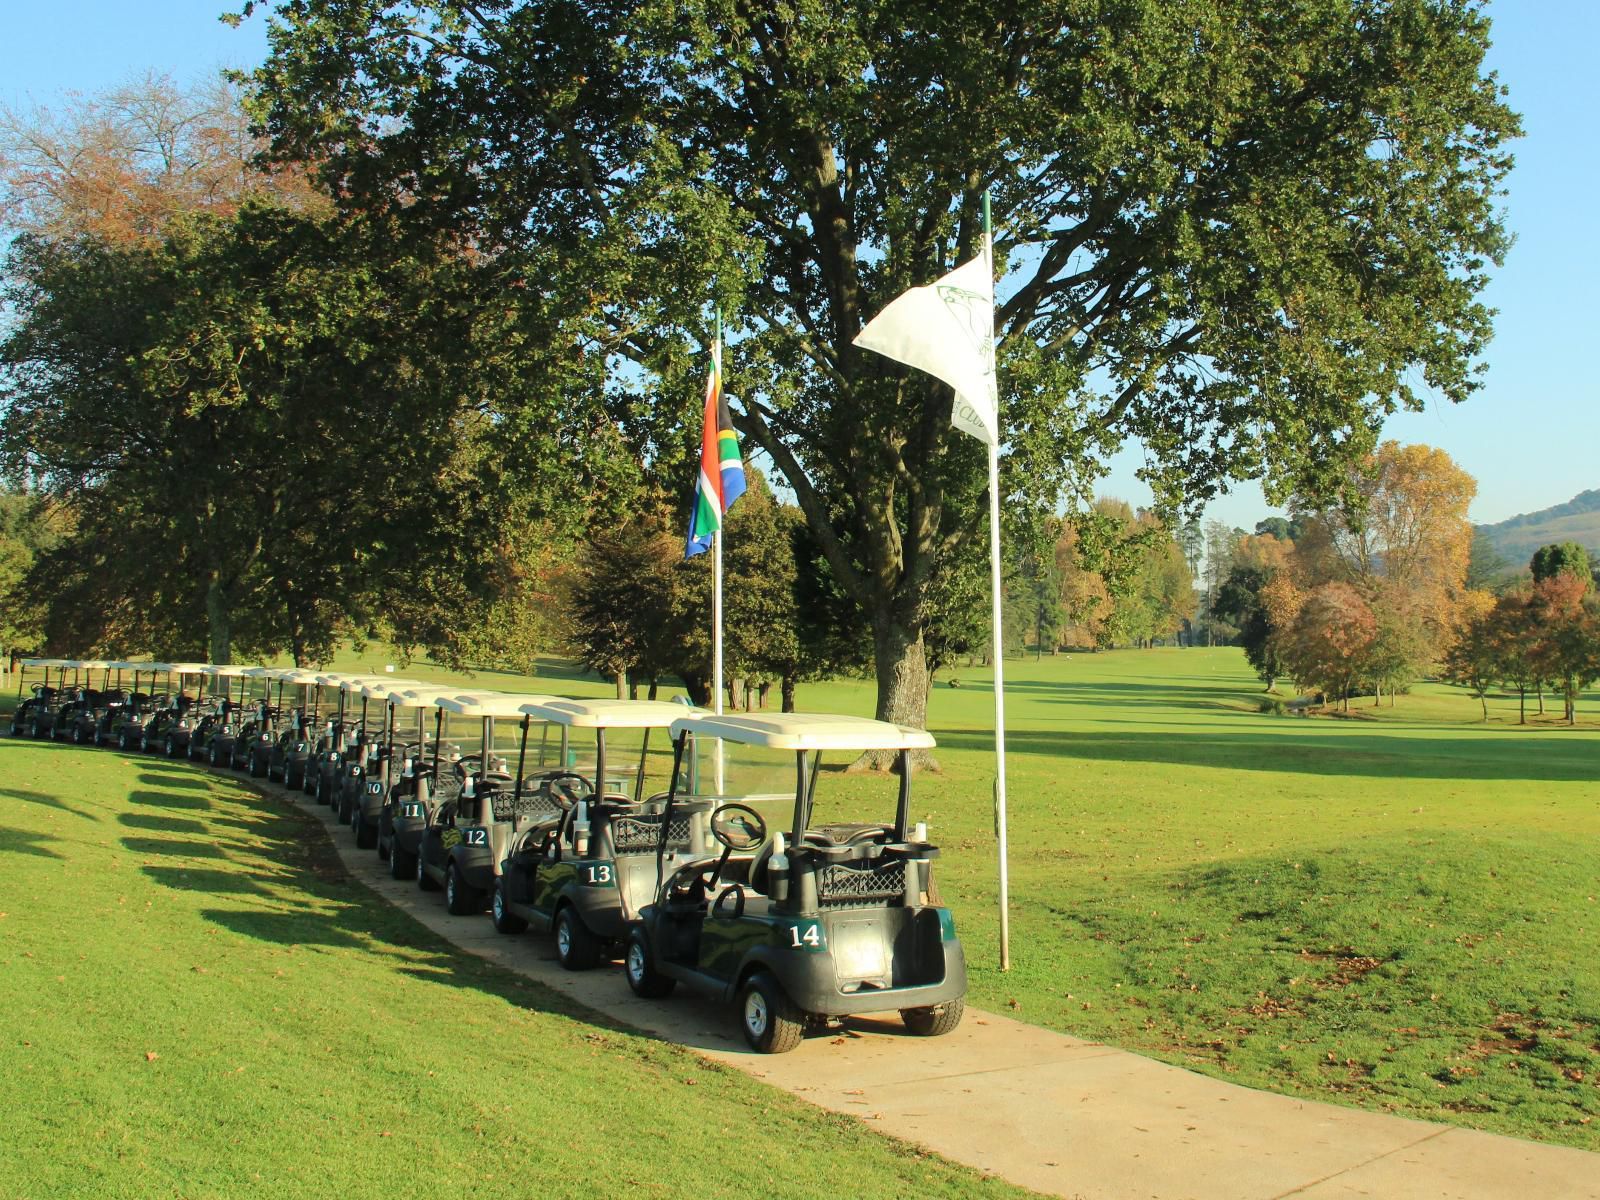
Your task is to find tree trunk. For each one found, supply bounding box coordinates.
[758,680,771,709]
[205,576,231,665]
[647,678,659,701]
[1480,691,1487,722]
[1519,686,1526,725]
[781,672,797,712]
[856,616,936,770]
[614,671,626,700]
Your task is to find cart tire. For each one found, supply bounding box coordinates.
[73,724,85,745]
[353,808,377,850]
[445,862,483,915]
[491,881,528,935]
[554,906,602,970]
[117,729,129,751]
[337,790,355,824]
[164,736,176,758]
[624,928,676,999]
[390,842,417,880]
[900,998,965,1037]
[739,972,805,1054]
[208,744,219,766]
[417,849,440,892]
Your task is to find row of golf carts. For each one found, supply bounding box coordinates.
[10,658,966,1052]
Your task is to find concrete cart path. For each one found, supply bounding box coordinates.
[278,784,1599,1200]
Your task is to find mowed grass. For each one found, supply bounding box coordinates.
[0,739,1031,1199]
[307,644,1600,1147]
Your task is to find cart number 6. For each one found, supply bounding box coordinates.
[790,924,822,948]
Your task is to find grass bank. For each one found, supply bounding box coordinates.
[0,738,1028,1199]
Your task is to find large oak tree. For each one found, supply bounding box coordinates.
[246,0,1518,728]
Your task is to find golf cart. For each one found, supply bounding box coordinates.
[378,685,482,880]
[59,661,116,744]
[332,677,430,845]
[413,692,560,915]
[301,674,382,798]
[226,667,281,771]
[111,663,176,750]
[10,658,70,736]
[624,712,967,1053]
[262,669,323,785]
[135,663,208,755]
[190,665,253,763]
[491,698,702,969]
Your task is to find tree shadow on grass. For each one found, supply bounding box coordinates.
[0,785,96,821]
[119,812,210,836]
[935,724,1599,783]
[136,771,211,791]
[128,788,213,812]
[0,827,63,859]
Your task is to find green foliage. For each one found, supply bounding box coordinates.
[247,0,1520,728]
[1,203,606,664]
[1212,565,1277,684]
[1530,541,1592,588]
[0,491,60,653]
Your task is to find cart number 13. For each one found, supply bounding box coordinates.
[584,864,613,885]
[790,924,822,948]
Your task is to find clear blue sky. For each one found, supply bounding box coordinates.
[3,1,1592,530]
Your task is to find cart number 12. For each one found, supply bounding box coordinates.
[790,924,822,948]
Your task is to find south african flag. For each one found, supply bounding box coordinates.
[685,336,746,557]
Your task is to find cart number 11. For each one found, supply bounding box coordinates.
[790,924,822,948]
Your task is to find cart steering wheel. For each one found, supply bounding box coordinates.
[542,772,593,811]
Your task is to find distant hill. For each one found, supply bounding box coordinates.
[1476,489,1600,569]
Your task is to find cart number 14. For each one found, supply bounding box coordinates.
[790,924,822,948]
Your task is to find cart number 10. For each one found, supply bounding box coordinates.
[790,924,822,948]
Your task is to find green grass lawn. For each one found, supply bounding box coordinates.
[296,644,1600,1147]
[0,739,1029,1199]
[7,646,1599,1154]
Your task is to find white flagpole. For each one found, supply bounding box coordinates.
[712,313,726,793]
[984,193,1012,972]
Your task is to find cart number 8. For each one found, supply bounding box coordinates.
[790,924,822,948]
[584,864,613,885]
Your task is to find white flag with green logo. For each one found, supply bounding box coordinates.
[853,241,998,446]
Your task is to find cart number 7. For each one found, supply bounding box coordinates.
[790,924,822,948]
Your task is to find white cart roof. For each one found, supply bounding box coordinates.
[522,697,703,730]
[671,711,937,752]
[200,664,252,678]
[357,678,430,700]
[265,668,320,685]
[168,662,211,675]
[73,659,113,670]
[242,666,275,679]
[436,692,559,718]
[388,684,471,707]
[20,658,74,668]
[142,662,177,674]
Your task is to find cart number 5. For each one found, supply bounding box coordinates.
[790,924,822,948]
[584,864,613,885]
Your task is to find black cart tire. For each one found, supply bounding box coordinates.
[900,998,965,1037]
[554,906,602,970]
[417,849,440,892]
[165,736,176,758]
[739,972,805,1054]
[624,928,676,999]
[353,808,377,850]
[390,842,417,880]
[445,862,483,915]
[491,881,528,935]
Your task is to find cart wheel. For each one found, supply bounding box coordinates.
[900,998,965,1037]
[165,736,176,758]
[390,842,417,880]
[208,744,219,766]
[73,724,85,745]
[417,849,440,892]
[446,862,484,915]
[353,809,377,850]
[624,927,676,999]
[739,972,805,1054]
[492,881,528,935]
[554,906,602,970]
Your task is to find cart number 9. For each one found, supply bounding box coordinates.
[583,864,613,885]
[464,828,488,847]
[790,924,822,948]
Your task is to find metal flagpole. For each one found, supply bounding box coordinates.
[985,191,1012,972]
[712,312,726,793]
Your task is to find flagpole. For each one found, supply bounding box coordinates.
[712,311,727,793]
[985,191,1012,973]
